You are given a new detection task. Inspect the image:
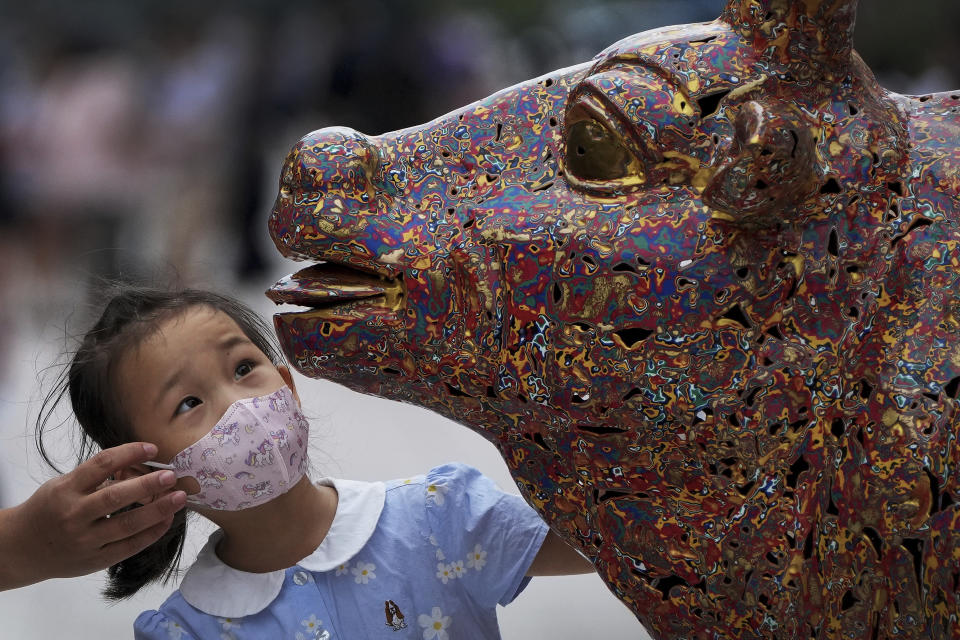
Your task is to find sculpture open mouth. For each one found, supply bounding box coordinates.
[266,262,404,320]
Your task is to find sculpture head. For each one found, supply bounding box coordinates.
[267,0,960,636]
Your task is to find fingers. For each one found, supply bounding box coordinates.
[71,442,159,492]
[96,490,187,549]
[96,511,179,569]
[86,468,178,519]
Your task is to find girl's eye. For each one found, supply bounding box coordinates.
[235,361,254,379]
[175,396,202,415]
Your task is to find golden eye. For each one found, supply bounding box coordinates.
[565,116,648,185]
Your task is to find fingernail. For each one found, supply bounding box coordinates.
[142,443,158,456]
[170,491,187,509]
[158,470,176,485]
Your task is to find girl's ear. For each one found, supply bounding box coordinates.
[277,365,302,407]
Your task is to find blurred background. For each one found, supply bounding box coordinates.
[0,0,956,637]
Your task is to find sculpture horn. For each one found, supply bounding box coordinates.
[722,0,859,69]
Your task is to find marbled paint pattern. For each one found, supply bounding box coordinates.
[266,1,960,637]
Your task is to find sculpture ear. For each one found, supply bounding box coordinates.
[702,99,823,222]
[723,0,859,66]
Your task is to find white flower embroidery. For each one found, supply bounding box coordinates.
[301,614,323,633]
[466,543,487,571]
[335,563,348,576]
[425,482,447,505]
[160,620,186,640]
[218,618,240,631]
[418,606,452,640]
[450,560,466,578]
[352,560,377,584]
[220,634,235,640]
[428,534,446,560]
[436,562,456,584]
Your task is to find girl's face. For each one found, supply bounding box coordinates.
[116,306,298,492]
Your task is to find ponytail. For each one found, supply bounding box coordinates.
[103,509,188,601]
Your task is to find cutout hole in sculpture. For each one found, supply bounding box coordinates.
[828,229,839,256]
[623,388,642,402]
[944,376,960,399]
[902,538,924,588]
[785,455,809,489]
[444,382,473,398]
[891,217,933,247]
[696,89,731,118]
[831,418,845,438]
[653,575,687,601]
[614,327,655,348]
[820,178,842,194]
[719,304,751,329]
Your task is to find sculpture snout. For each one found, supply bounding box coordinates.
[271,126,388,263]
[284,126,381,199]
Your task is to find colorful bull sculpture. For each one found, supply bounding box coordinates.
[266,0,960,637]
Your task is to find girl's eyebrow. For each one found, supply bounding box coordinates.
[218,334,253,351]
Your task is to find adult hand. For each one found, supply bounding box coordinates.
[0,442,187,591]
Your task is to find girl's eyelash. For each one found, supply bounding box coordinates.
[236,359,256,377]
[175,396,202,417]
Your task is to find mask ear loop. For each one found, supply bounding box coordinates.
[143,461,176,471]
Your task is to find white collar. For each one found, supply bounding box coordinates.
[178,477,386,617]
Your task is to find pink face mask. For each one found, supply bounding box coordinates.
[146,386,309,511]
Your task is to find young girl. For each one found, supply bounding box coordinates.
[38,287,592,639]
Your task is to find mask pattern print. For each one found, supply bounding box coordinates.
[170,386,309,510]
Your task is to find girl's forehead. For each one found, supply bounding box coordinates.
[157,306,242,338]
[131,308,248,365]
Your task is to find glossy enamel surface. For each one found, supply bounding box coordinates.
[268,1,960,636]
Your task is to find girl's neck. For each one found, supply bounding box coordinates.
[205,477,338,573]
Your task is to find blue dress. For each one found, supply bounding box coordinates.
[135,463,549,639]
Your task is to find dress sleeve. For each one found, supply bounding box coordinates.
[424,463,549,608]
[135,610,198,640]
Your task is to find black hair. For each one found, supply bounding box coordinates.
[36,286,282,600]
